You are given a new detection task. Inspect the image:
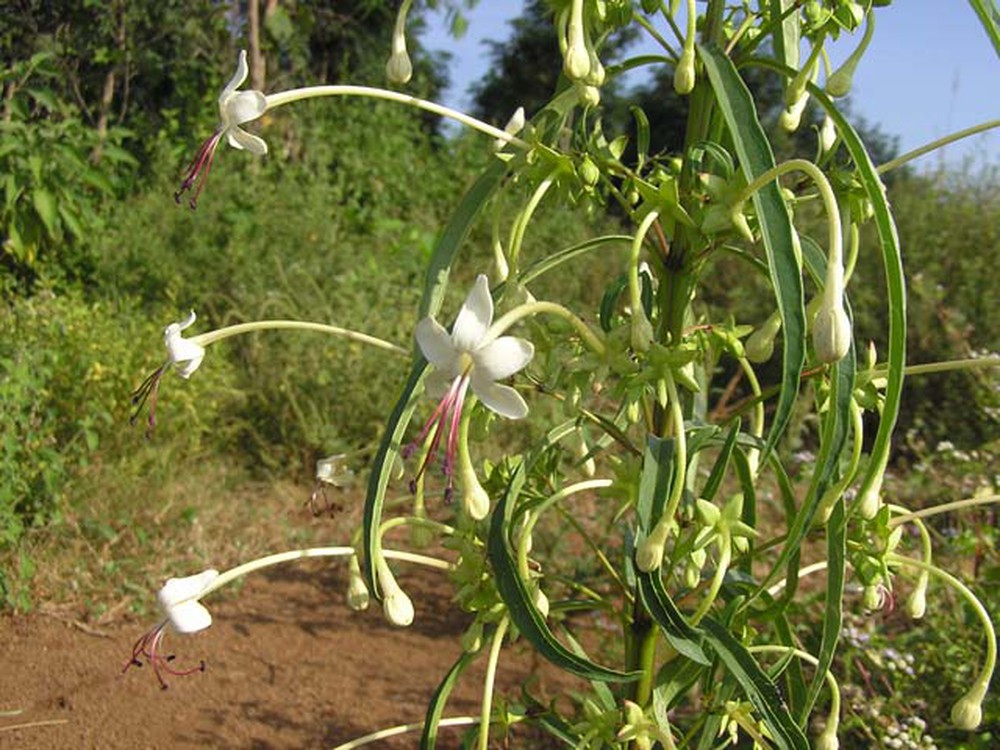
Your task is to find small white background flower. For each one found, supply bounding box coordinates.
[164,310,205,379]
[218,50,268,155]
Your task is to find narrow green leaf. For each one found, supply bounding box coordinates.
[967,0,1000,56]
[702,618,810,750]
[518,235,631,288]
[631,105,651,170]
[421,650,478,749]
[636,435,674,534]
[488,462,640,682]
[362,159,508,590]
[698,44,806,462]
[636,569,710,665]
[701,419,740,502]
[771,0,801,71]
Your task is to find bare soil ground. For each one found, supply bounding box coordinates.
[0,562,576,749]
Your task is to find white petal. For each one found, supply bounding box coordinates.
[451,275,493,352]
[226,126,268,155]
[158,569,219,606]
[474,336,533,381]
[219,50,249,102]
[177,310,197,331]
[166,599,214,634]
[164,330,206,378]
[224,90,267,126]
[471,379,529,419]
[174,351,205,379]
[415,317,457,368]
[424,369,456,399]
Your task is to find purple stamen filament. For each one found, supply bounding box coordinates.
[406,367,472,502]
[130,364,167,436]
[123,621,206,690]
[174,130,223,210]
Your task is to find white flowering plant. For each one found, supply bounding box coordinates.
[126,2,1000,748]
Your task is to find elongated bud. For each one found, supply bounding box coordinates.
[826,14,875,98]
[674,48,696,95]
[493,106,525,151]
[746,312,782,363]
[814,725,840,750]
[905,576,928,619]
[564,0,590,80]
[376,557,414,627]
[820,115,837,153]
[346,555,370,611]
[813,269,851,363]
[458,412,490,520]
[385,0,413,84]
[862,583,885,611]
[951,681,987,730]
[780,92,810,132]
[534,586,550,619]
[858,479,882,519]
[636,519,672,572]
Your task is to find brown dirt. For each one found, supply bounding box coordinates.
[0,562,580,749]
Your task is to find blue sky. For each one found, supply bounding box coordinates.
[423,1,999,169]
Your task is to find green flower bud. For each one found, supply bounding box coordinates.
[461,620,483,652]
[906,577,927,619]
[346,554,370,611]
[862,583,885,611]
[385,47,412,85]
[534,586,550,619]
[377,557,414,627]
[813,281,852,363]
[827,14,875,98]
[580,156,600,187]
[576,82,601,107]
[813,725,840,750]
[746,312,782,363]
[696,498,721,527]
[493,106,525,152]
[674,48,696,94]
[780,93,810,132]
[820,115,837,153]
[951,681,987,730]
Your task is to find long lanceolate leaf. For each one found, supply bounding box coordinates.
[701,618,810,750]
[488,461,640,683]
[362,160,509,590]
[698,44,805,462]
[420,650,478,749]
[968,0,1000,57]
[636,569,710,665]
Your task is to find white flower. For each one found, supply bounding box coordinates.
[124,568,218,688]
[175,50,268,207]
[158,569,220,634]
[164,310,205,379]
[407,274,534,500]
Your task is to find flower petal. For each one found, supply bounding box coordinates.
[415,317,457,368]
[474,336,534,381]
[226,126,268,155]
[451,274,493,352]
[470,379,529,419]
[167,600,213,634]
[164,331,206,378]
[219,50,250,102]
[158,569,220,610]
[225,90,267,126]
[424,369,456,399]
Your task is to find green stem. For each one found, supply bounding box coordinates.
[486,301,606,356]
[691,536,731,625]
[748,645,841,734]
[193,320,407,355]
[508,174,556,273]
[888,494,1000,526]
[886,553,997,692]
[633,622,659,707]
[265,87,528,149]
[630,211,660,317]
[477,617,511,750]
[877,119,1000,173]
[737,357,764,474]
[331,716,482,750]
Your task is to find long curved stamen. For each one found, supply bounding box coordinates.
[130,364,168,435]
[174,131,223,210]
[124,621,206,690]
[406,371,474,502]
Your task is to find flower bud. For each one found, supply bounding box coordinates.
[820,116,837,153]
[780,93,810,132]
[674,49,696,95]
[858,483,881,519]
[460,463,491,521]
[636,535,665,573]
[746,312,782,363]
[461,620,483,652]
[813,282,851,363]
[493,106,525,151]
[534,586,550,619]
[576,82,601,107]
[905,577,927,619]
[813,725,840,750]
[377,557,414,627]
[385,47,412,85]
[950,682,987,730]
[862,583,885,611]
[826,15,874,98]
[346,555,370,611]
